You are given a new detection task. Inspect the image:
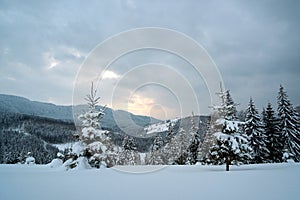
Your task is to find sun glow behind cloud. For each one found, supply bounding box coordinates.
[128,94,154,115]
[127,94,175,120]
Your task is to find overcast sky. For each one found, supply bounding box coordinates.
[0,0,299,120]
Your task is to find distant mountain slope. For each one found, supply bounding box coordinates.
[0,112,76,143]
[0,112,75,164]
[0,94,73,120]
[0,94,161,130]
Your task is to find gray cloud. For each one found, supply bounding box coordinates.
[0,0,299,119]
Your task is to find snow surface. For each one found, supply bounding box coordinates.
[25,156,35,164]
[52,142,74,151]
[48,158,63,168]
[52,142,84,156]
[216,118,244,132]
[0,163,299,200]
[144,118,178,134]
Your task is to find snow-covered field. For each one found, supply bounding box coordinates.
[0,163,299,200]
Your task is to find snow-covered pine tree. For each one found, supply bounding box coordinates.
[162,120,176,164]
[78,82,116,168]
[197,117,215,163]
[49,152,64,168]
[186,114,200,165]
[262,103,283,162]
[118,135,140,165]
[245,98,269,163]
[165,121,175,144]
[146,135,165,165]
[204,89,251,171]
[277,85,300,162]
[174,128,190,165]
[223,90,238,119]
[25,152,35,165]
[163,127,190,165]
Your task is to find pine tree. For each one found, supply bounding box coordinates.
[277,85,300,162]
[174,128,190,165]
[245,98,269,163]
[118,136,140,165]
[198,118,215,163]
[78,82,116,168]
[146,135,165,165]
[163,121,176,164]
[186,114,200,165]
[262,103,283,162]
[163,128,190,165]
[165,121,175,144]
[223,90,238,120]
[203,89,251,171]
[25,152,35,165]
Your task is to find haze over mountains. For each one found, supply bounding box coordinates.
[0,94,161,130]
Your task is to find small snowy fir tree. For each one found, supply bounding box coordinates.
[146,135,165,165]
[49,152,64,168]
[118,136,140,165]
[186,114,200,165]
[62,147,77,163]
[25,152,35,165]
[245,98,269,163]
[203,89,252,171]
[262,103,283,162]
[277,85,300,162]
[78,82,116,168]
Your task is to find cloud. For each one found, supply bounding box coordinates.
[6,77,16,81]
[101,70,121,80]
[43,52,60,70]
[0,0,299,118]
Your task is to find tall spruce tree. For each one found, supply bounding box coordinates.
[245,98,269,163]
[163,127,190,165]
[198,117,216,163]
[174,128,190,165]
[165,121,175,144]
[277,85,300,162]
[163,121,181,165]
[186,114,200,165]
[146,135,165,165]
[203,89,251,171]
[262,103,283,162]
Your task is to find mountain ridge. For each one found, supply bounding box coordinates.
[0,94,161,130]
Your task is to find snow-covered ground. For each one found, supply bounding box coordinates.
[0,163,299,200]
[52,142,75,151]
[144,118,178,134]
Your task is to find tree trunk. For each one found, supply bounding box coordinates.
[226,157,230,171]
